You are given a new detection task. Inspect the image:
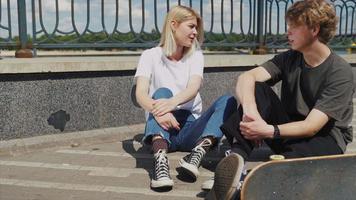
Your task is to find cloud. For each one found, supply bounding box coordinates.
[40,0,72,12]
[203,0,241,33]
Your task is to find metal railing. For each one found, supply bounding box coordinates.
[0,0,355,56]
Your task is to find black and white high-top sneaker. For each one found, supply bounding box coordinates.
[151,149,174,189]
[179,138,212,180]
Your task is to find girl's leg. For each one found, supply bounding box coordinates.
[178,95,238,179]
[178,95,238,151]
[143,87,175,151]
[144,87,174,189]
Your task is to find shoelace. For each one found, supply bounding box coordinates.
[225,149,232,157]
[237,170,248,190]
[224,149,248,191]
[155,151,170,180]
[188,146,205,167]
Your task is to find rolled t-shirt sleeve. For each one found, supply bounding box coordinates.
[134,50,153,79]
[261,52,288,84]
[314,68,354,122]
[189,50,204,78]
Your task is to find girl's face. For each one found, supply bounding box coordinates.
[172,18,198,48]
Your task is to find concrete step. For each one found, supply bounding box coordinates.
[0,133,270,200]
[0,140,218,199]
[0,134,355,200]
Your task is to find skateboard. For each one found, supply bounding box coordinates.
[240,153,356,200]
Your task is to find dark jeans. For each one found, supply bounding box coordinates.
[221,82,343,159]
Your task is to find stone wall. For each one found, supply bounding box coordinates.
[0,67,248,140]
[1,62,355,140]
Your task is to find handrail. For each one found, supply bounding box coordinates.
[0,0,355,57]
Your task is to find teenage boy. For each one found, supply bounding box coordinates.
[207,0,354,199]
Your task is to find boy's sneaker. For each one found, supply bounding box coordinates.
[207,153,244,200]
[202,170,248,191]
[151,149,174,188]
[179,138,212,180]
[201,149,233,190]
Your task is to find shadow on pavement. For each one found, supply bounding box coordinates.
[121,133,173,192]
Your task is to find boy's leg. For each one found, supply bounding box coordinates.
[221,82,290,159]
[266,131,343,158]
[209,82,290,199]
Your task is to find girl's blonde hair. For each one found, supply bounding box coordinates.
[159,5,204,57]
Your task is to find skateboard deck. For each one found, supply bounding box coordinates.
[240,154,356,200]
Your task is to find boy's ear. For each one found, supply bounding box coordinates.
[312,25,320,37]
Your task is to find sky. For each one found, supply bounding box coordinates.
[0,0,354,39]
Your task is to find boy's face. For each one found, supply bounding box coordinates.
[287,22,317,52]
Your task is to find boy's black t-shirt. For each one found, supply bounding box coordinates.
[261,50,354,152]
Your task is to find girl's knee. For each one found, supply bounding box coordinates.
[152,87,173,99]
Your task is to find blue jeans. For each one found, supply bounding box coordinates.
[143,88,237,152]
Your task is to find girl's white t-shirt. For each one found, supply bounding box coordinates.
[134,47,204,119]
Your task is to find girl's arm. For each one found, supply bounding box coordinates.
[151,75,202,116]
[135,76,155,112]
[135,75,181,131]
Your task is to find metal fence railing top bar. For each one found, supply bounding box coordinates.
[0,0,355,56]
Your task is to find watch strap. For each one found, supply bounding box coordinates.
[273,125,281,139]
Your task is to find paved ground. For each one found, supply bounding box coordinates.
[1,100,356,200]
[0,128,355,200]
[0,129,271,200]
[0,132,219,200]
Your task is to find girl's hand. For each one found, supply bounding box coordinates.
[154,112,180,131]
[152,99,177,116]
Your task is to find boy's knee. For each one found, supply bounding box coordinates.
[254,82,272,97]
[255,82,269,91]
[152,87,173,99]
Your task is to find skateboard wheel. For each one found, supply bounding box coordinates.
[269,154,285,161]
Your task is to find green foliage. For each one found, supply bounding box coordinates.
[1,31,354,51]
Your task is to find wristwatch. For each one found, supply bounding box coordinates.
[273,125,281,139]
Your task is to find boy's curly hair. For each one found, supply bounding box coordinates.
[286,0,338,44]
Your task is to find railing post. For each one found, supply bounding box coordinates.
[253,0,267,54]
[15,0,33,58]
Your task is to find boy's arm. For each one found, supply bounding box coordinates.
[277,109,329,138]
[236,66,272,121]
[238,66,330,139]
[240,108,329,140]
